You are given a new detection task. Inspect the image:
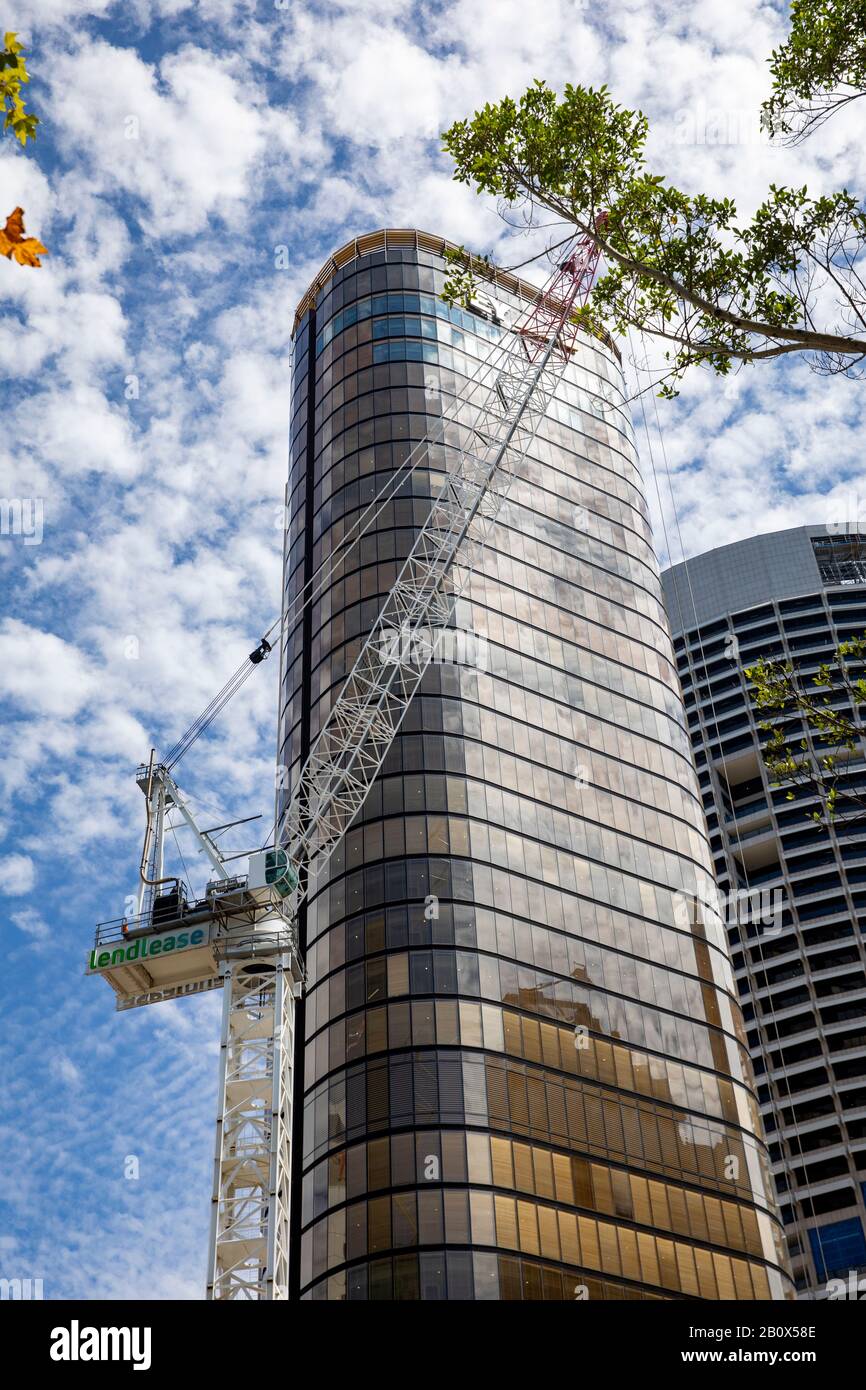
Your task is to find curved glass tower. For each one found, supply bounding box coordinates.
[281,229,792,1300]
[663,525,866,1295]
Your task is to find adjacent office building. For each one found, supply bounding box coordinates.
[664,525,866,1294]
[280,228,792,1300]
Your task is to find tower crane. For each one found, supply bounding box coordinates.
[89,220,606,1299]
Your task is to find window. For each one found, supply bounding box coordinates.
[809,1217,866,1281]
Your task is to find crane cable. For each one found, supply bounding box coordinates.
[164,443,453,768]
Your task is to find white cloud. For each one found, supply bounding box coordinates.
[44,40,309,239]
[10,908,51,944]
[23,383,138,478]
[0,620,99,718]
[0,853,35,895]
[51,1052,83,1088]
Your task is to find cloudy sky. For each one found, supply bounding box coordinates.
[1,0,864,1300]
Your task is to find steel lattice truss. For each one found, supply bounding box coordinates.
[207,959,295,1300]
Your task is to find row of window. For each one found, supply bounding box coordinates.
[276,698,696,845]
[304,551,676,702]
[289,608,692,767]
[289,732,708,887]
[305,808,724,951]
[301,944,742,1081]
[294,298,625,428]
[676,602,866,663]
[282,642,694,799]
[300,1129,774,1273]
[299,453,662,617]
[328,706,698,831]
[300,996,755,1134]
[304,832,729,958]
[305,284,588,390]
[282,541,665,708]
[291,424,650,559]
[302,1050,771,1205]
[310,345,633,470]
[310,252,623,382]
[285,494,671,658]
[299,1185,782,1299]
[300,1128,769,1259]
[302,1248,662,1301]
[306,892,732,1004]
[360,688,694,827]
[307,357,640,510]
[304,903,733,1032]
[315,291,503,354]
[309,349,632,462]
[301,522,661,695]
[306,857,734,991]
[312,327,628,432]
[312,252,444,311]
[300,459,657,617]
[310,287,630,423]
[288,411,649,576]
[313,256,444,323]
[279,639,696,815]
[295,378,643,530]
[305,599,682,754]
[307,850,733,995]
[303,581,670,739]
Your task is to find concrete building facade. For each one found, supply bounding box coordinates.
[664,525,866,1294]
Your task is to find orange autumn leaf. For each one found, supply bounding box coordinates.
[0,205,47,267]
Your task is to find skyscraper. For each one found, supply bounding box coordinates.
[280,228,791,1300]
[663,525,866,1295]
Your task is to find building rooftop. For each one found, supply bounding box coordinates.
[662,524,866,633]
[292,225,620,360]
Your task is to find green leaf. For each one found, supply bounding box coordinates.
[0,34,37,147]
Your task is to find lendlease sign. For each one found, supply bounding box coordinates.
[86,923,219,1013]
[87,925,210,974]
[116,975,222,1012]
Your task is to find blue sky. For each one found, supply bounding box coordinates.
[1,0,865,1299]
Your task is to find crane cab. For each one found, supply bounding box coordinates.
[247,847,298,901]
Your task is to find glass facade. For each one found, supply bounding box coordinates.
[663,528,866,1296]
[281,229,792,1300]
